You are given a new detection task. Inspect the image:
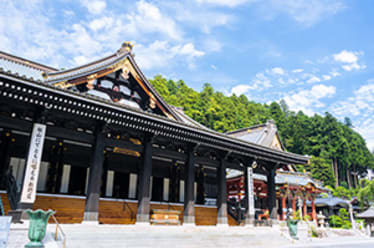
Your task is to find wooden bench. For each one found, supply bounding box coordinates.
[150,209,181,225]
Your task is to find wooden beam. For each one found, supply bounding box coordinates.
[104,138,143,153]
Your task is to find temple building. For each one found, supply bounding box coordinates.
[226,120,326,223]
[0,42,309,225]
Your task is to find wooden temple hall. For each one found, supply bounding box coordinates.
[0,42,309,225]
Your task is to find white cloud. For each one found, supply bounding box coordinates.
[331,84,374,150]
[134,41,204,70]
[81,0,106,15]
[322,75,331,81]
[178,43,205,57]
[333,50,358,63]
[306,76,321,84]
[88,17,114,31]
[195,0,251,8]
[330,71,341,77]
[271,67,285,75]
[256,0,345,27]
[124,0,183,40]
[292,69,304,73]
[331,84,374,117]
[283,84,336,115]
[229,72,272,96]
[230,84,254,96]
[333,50,365,71]
[342,63,365,71]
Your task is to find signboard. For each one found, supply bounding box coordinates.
[20,123,46,203]
[247,167,255,216]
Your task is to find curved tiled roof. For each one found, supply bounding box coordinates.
[357,206,374,218]
[0,51,56,82]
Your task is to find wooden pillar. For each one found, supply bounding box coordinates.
[83,125,105,222]
[292,195,296,219]
[183,144,195,225]
[196,165,205,205]
[169,160,178,203]
[216,159,228,225]
[54,142,65,193]
[100,154,109,197]
[267,166,276,219]
[311,195,317,223]
[281,196,286,220]
[45,142,59,193]
[136,134,153,223]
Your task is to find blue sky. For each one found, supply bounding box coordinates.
[1,0,374,150]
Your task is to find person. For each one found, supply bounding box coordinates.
[286,208,299,240]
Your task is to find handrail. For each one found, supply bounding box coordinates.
[51,214,66,248]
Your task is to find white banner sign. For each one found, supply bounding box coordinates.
[247,167,255,216]
[20,123,46,203]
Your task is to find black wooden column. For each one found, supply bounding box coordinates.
[267,166,277,220]
[136,134,152,223]
[0,130,12,189]
[83,125,105,222]
[54,142,65,193]
[196,165,205,205]
[169,160,177,202]
[100,154,109,197]
[183,144,195,225]
[216,159,228,225]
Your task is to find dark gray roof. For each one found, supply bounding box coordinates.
[307,196,350,208]
[170,106,210,130]
[227,120,285,150]
[357,207,374,219]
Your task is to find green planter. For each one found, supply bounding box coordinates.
[287,219,299,239]
[25,209,55,248]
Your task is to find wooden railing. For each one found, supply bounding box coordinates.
[51,214,66,248]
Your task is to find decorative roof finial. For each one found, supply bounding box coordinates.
[41,71,48,79]
[119,41,133,54]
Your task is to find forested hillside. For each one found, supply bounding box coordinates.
[150,75,374,190]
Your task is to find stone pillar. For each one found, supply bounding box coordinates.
[244,166,255,225]
[216,159,228,225]
[183,145,195,225]
[267,167,276,220]
[281,196,286,220]
[136,134,153,224]
[303,198,307,218]
[83,125,105,222]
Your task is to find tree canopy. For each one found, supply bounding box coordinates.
[149,75,374,189]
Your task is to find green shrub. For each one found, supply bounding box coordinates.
[329,215,343,228]
[342,220,352,229]
[303,215,311,222]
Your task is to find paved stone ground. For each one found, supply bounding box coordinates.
[8,223,374,248]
